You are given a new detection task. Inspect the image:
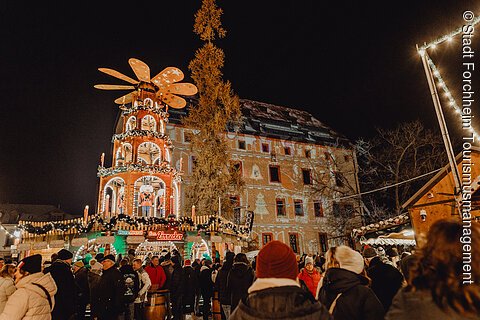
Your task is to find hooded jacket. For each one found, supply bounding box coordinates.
[0,272,57,320]
[230,278,332,320]
[0,277,16,313]
[144,263,166,291]
[227,262,255,309]
[319,268,384,320]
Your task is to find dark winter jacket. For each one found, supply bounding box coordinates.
[96,266,126,320]
[161,261,174,290]
[119,264,140,304]
[74,266,90,306]
[230,284,332,320]
[199,266,214,297]
[182,266,198,307]
[319,268,384,320]
[88,270,102,318]
[386,288,480,320]
[215,265,233,305]
[367,256,404,311]
[44,260,76,320]
[227,262,255,309]
[169,263,185,299]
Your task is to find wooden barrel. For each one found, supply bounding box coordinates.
[212,291,222,320]
[145,290,167,320]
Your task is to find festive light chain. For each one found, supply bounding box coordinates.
[17,213,253,237]
[111,129,173,146]
[351,213,410,238]
[418,15,480,51]
[97,164,178,178]
[121,104,170,119]
[426,57,480,141]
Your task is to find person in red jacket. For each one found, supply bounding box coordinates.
[298,256,321,297]
[144,256,166,291]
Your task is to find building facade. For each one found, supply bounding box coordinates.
[164,99,362,254]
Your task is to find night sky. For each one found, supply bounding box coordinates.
[1,1,479,214]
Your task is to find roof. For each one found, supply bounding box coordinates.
[168,98,351,147]
[352,212,411,238]
[401,146,480,210]
[0,204,79,224]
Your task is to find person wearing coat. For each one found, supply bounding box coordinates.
[363,247,403,312]
[144,256,166,291]
[230,241,332,320]
[227,253,255,311]
[95,254,126,320]
[73,261,90,320]
[319,246,384,320]
[45,249,76,320]
[182,259,198,316]
[0,264,16,313]
[386,220,480,319]
[214,251,235,318]
[199,260,214,320]
[0,254,57,320]
[297,256,321,298]
[169,256,185,320]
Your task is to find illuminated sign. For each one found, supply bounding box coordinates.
[118,230,144,236]
[147,230,184,241]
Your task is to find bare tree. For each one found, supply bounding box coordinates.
[356,120,448,218]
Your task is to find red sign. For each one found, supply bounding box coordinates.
[147,231,184,241]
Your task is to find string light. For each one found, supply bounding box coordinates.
[0,224,20,239]
[417,15,480,142]
[418,15,480,50]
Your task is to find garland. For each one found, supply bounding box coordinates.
[112,130,173,146]
[121,104,170,118]
[97,164,178,178]
[18,212,254,237]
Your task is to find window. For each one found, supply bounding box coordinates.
[230,161,243,176]
[276,198,286,216]
[184,131,192,143]
[319,233,328,253]
[238,140,246,150]
[334,171,345,187]
[189,155,197,174]
[230,195,241,224]
[302,169,312,185]
[269,165,281,182]
[262,233,273,246]
[262,143,270,153]
[314,201,324,217]
[294,199,304,216]
[289,233,299,253]
[305,149,312,158]
[284,146,291,155]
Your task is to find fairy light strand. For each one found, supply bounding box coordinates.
[419,15,480,50]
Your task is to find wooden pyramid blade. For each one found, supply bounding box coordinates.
[164,83,198,96]
[151,67,184,87]
[94,84,136,90]
[161,93,187,109]
[114,92,134,104]
[98,68,139,84]
[128,58,150,82]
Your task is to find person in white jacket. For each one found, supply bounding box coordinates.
[0,254,57,320]
[0,264,16,313]
[133,258,151,320]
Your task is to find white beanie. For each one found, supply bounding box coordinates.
[335,245,365,274]
[305,256,314,266]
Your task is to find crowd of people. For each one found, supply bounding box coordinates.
[0,218,477,320]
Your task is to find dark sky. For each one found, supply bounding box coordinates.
[0,1,479,214]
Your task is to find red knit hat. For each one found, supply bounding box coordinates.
[184,259,191,266]
[256,241,298,280]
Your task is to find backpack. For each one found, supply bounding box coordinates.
[122,270,140,304]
